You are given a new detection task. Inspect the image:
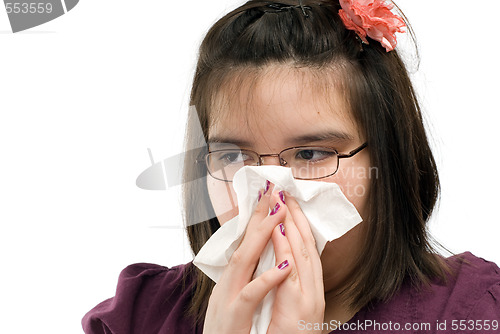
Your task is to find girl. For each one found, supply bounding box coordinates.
[83,1,500,333]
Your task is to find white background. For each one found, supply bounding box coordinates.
[0,1,498,333]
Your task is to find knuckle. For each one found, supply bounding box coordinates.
[301,246,310,261]
[253,206,264,217]
[256,216,279,234]
[288,268,299,282]
[254,220,268,234]
[238,287,254,304]
[253,201,269,215]
[259,271,273,287]
[230,249,245,266]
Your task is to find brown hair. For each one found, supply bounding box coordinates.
[182,0,449,325]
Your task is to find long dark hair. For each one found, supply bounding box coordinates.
[182,0,449,325]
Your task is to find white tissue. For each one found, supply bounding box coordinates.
[193,165,363,333]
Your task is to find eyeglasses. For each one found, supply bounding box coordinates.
[199,142,368,182]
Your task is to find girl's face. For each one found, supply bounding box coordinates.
[206,65,371,292]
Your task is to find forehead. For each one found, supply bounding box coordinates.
[208,65,360,146]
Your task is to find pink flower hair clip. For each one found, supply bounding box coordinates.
[338,0,406,52]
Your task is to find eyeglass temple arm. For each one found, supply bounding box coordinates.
[337,142,368,159]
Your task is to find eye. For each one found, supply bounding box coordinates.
[294,149,336,163]
[221,152,243,163]
[216,150,254,165]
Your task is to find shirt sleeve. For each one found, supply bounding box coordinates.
[452,253,500,334]
[82,262,200,334]
[465,281,500,333]
[82,313,114,334]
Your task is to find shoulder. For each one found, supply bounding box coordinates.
[415,252,500,319]
[115,262,194,297]
[349,252,500,333]
[82,262,201,334]
[438,252,500,322]
[444,251,500,294]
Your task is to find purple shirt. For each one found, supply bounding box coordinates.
[82,252,500,333]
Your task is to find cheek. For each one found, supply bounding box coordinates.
[324,155,372,220]
[206,177,239,226]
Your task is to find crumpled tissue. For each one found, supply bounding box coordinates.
[193,165,363,333]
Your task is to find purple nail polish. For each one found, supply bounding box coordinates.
[270,202,280,215]
[264,180,270,194]
[279,223,285,236]
[278,260,289,270]
[279,191,285,204]
[257,190,262,202]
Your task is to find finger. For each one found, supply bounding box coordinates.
[223,181,285,288]
[268,191,311,286]
[232,258,291,321]
[271,222,299,286]
[282,194,323,283]
[282,208,312,288]
[275,197,321,291]
[282,193,317,252]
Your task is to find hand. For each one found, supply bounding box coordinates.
[267,191,325,333]
[203,182,292,334]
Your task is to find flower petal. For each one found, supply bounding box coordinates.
[338,0,406,52]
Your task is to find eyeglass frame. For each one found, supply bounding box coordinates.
[198,142,368,182]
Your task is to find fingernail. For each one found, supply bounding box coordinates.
[270,202,280,215]
[257,190,262,202]
[279,191,285,204]
[264,180,270,194]
[279,223,285,236]
[278,260,289,270]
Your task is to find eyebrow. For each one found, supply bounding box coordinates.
[207,130,354,147]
